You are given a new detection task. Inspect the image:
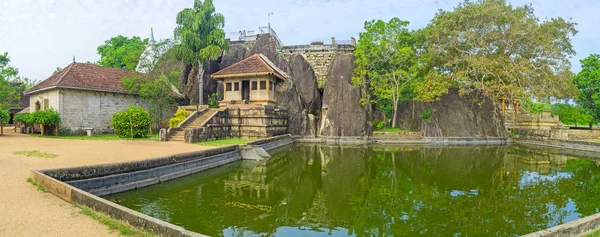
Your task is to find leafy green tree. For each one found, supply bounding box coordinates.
[122,38,180,129]
[353,18,419,128]
[97,35,148,70]
[574,54,600,124]
[0,52,30,110]
[52,67,62,75]
[173,0,228,104]
[552,103,593,126]
[111,106,152,138]
[416,0,577,102]
[0,109,9,135]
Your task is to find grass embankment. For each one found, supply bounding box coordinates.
[194,138,255,146]
[585,229,600,237]
[14,150,58,158]
[374,127,413,133]
[80,207,155,237]
[29,133,159,141]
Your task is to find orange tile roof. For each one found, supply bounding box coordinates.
[211,54,288,80]
[25,63,140,95]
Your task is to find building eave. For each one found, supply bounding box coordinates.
[24,86,137,96]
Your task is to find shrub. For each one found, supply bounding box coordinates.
[111,106,151,138]
[208,93,222,108]
[420,108,435,124]
[29,109,61,126]
[169,109,189,128]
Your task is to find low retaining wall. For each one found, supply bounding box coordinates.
[293,136,511,145]
[515,140,600,159]
[30,134,294,237]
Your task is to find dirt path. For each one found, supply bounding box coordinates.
[0,128,209,236]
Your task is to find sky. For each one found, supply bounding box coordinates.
[1,0,598,82]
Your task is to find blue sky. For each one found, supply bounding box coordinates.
[0,0,597,81]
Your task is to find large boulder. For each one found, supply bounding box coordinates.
[395,88,509,138]
[290,54,321,115]
[319,53,370,137]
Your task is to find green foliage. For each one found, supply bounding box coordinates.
[14,150,58,159]
[416,0,577,102]
[26,178,48,193]
[208,93,222,108]
[552,103,594,126]
[29,109,61,126]
[353,17,419,128]
[574,54,600,122]
[111,106,152,138]
[169,109,189,128]
[373,118,385,130]
[0,52,30,110]
[420,108,435,123]
[0,109,9,123]
[122,73,179,128]
[97,35,148,70]
[522,99,552,114]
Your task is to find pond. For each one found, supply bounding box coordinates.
[106,144,600,236]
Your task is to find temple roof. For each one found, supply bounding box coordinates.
[25,63,140,95]
[211,54,289,80]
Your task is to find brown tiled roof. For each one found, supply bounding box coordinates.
[211,54,288,80]
[25,63,140,95]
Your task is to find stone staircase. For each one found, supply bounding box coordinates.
[168,109,222,142]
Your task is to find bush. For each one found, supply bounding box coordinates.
[30,109,61,126]
[208,93,222,108]
[111,106,151,138]
[169,109,189,128]
[420,108,435,123]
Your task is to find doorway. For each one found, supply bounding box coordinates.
[242,80,250,101]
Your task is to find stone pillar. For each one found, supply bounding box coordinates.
[331,37,336,45]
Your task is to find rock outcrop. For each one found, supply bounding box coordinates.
[319,53,370,137]
[290,54,321,115]
[395,88,509,138]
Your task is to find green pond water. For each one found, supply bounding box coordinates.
[106,144,600,237]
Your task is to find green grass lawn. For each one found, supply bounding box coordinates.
[29,133,159,141]
[374,127,413,133]
[193,138,255,146]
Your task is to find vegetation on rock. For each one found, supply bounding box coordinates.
[111,106,152,138]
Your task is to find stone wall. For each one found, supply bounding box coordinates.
[29,89,60,112]
[60,89,147,132]
[282,43,355,88]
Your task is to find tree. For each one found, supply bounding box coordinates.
[416,0,578,103]
[0,52,28,110]
[551,103,593,126]
[97,35,148,70]
[173,0,228,105]
[0,109,9,135]
[122,39,180,129]
[353,18,419,128]
[52,67,62,75]
[574,54,600,124]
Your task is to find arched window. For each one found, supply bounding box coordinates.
[35,101,41,111]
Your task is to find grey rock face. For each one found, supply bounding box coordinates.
[290,54,321,115]
[319,53,370,137]
[395,88,509,138]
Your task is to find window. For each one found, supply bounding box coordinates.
[269,81,274,91]
[251,81,257,90]
[260,81,266,90]
[226,83,232,91]
[234,82,239,91]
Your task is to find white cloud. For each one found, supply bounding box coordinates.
[0,0,597,81]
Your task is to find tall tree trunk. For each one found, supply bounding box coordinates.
[180,64,192,88]
[1,121,3,135]
[392,101,398,128]
[198,61,205,105]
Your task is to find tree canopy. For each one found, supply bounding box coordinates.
[97,35,148,71]
[353,18,420,127]
[415,0,578,102]
[173,0,228,104]
[0,52,30,110]
[574,54,600,123]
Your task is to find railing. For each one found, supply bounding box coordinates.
[259,26,284,46]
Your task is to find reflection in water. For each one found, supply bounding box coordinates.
[107,144,600,237]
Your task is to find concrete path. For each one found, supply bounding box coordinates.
[0,128,208,236]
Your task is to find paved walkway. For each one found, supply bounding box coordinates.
[0,128,207,236]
